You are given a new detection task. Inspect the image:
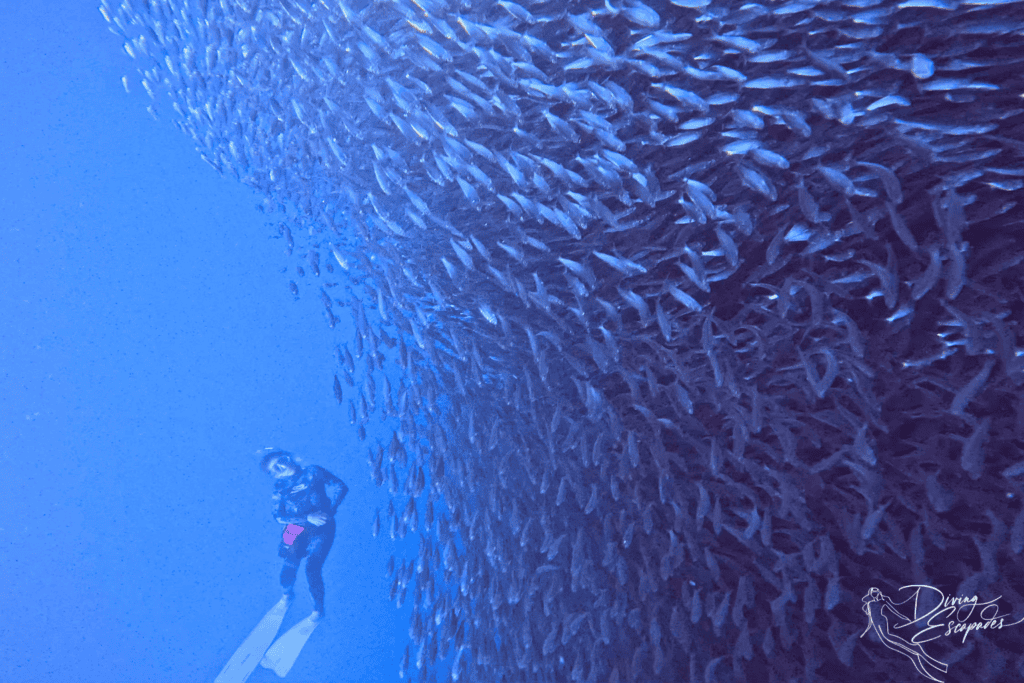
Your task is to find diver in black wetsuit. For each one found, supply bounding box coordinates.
[259,450,348,621]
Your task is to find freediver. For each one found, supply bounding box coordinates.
[259,449,349,622]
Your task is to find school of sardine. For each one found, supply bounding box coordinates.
[102,0,1024,680]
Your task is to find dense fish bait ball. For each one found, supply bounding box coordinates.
[103,0,1024,681]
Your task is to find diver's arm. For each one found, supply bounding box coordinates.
[275,513,314,525]
[274,509,312,525]
[322,469,349,514]
[271,491,310,525]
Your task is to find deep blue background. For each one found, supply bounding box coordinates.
[0,2,412,681]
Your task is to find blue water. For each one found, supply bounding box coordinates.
[0,2,412,681]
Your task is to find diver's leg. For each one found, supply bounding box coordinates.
[279,552,301,599]
[304,520,336,615]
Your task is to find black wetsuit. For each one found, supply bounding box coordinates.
[271,464,348,614]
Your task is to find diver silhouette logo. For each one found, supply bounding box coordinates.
[860,584,1024,680]
[861,587,949,682]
